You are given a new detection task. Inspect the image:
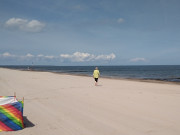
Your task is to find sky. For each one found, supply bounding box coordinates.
[0,0,180,65]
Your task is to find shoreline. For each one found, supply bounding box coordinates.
[1,67,180,85]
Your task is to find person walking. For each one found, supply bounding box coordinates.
[93,67,100,86]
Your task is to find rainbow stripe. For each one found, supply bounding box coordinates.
[0,96,13,98]
[0,97,24,132]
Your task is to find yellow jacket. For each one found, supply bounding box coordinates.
[93,70,100,78]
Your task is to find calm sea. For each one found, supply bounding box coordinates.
[1,65,180,82]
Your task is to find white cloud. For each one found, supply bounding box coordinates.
[5,18,28,26]
[0,52,15,58]
[72,52,92,62]
[2,52,12,57]
[0,52,35,59]
[18,53,34,60]
[60,54,71,58]
[5,18,45,32]
[117,18,125,23]
[26,53,34,57]
[44,55,55,59]
[22,20,45,32]
[130,57,146,62]
[60,52,92,62]
[60,52,116,62]
[0,52,116,62]
[95,53,116,60]
[37,54,44,57]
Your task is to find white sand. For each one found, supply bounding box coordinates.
[0,68,180,135]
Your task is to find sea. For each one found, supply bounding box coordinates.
[1,65,180,83]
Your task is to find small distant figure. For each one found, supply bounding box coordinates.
[93,67,100,86]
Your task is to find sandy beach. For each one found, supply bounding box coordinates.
[0,68,180,135]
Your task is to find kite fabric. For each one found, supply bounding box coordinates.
[0,96,24,132]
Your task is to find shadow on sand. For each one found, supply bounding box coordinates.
[96,85,103,86]
[23,116,35,128]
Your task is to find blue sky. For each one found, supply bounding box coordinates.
[0,0,180,65]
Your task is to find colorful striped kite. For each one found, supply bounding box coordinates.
[0,96,24,132]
